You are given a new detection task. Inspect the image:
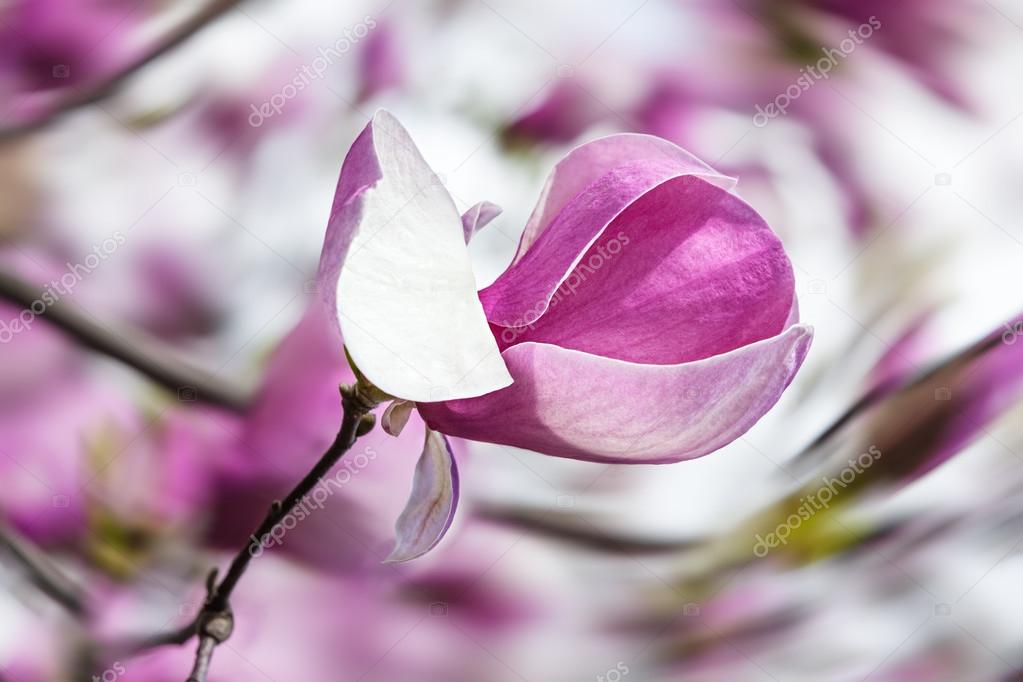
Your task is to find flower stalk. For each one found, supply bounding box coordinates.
[183,382,378,681]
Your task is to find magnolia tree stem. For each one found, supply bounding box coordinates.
[0,523,87,616]
[111,621,198,656]
[182,384,377,682]
[185,636,218,682]
[0,0,247,141]
[0,270,249,411]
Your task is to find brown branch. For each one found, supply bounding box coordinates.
[0,269,250,411]
[89,384,374,680]
[104,618,199,658]
[181,383,378,681]
[0,0,246,141]
[477,505,698,555]
[0,523,87,616]
[97,385,374,680]
[0,524,201,668]
[790,324,1007,472]
[185,635,219,682]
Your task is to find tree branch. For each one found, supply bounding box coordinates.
[185,635,219,682]
[0,0,246,141]
[87,384,375,679]
[790,325,1006,472]
[0,523,87,616]
[0,269,250,411]
[181,383,378,681]
[477,505,698,555]
[104,618,199,658]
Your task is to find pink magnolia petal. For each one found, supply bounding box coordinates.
[419,324,813,464]
[491,176,795,364]
[501,79,607,147]
[242,301,351,463]
[460,201,503,243]
[482,159,687,328]
[381,399,415,437]
[784,295,800,328]
[385,429,459,563]
[481,149,746,337]
[355,20,403,102]
[512,133,735,265]
[316,110,511,402]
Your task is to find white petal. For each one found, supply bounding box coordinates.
[317,110,512,402]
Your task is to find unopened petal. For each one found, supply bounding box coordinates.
[513,132,735,264]
[489,176,795,364]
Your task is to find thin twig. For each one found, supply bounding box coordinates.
[789,325,1006,471]
[0,269,250,411]
[0,0,246,141]
[0,523,87,616]
[185,636,218,682]
[181,384,378,681]
[477,505,699,555]
[104,618,199,658]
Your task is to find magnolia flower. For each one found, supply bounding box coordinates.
[795,0,981,108]
[501,79,611,147]
[317,111,811,561]
[0,0,136,94]
[125,243,225,340]
[355,19,404,103]
[813,311,1023,488]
